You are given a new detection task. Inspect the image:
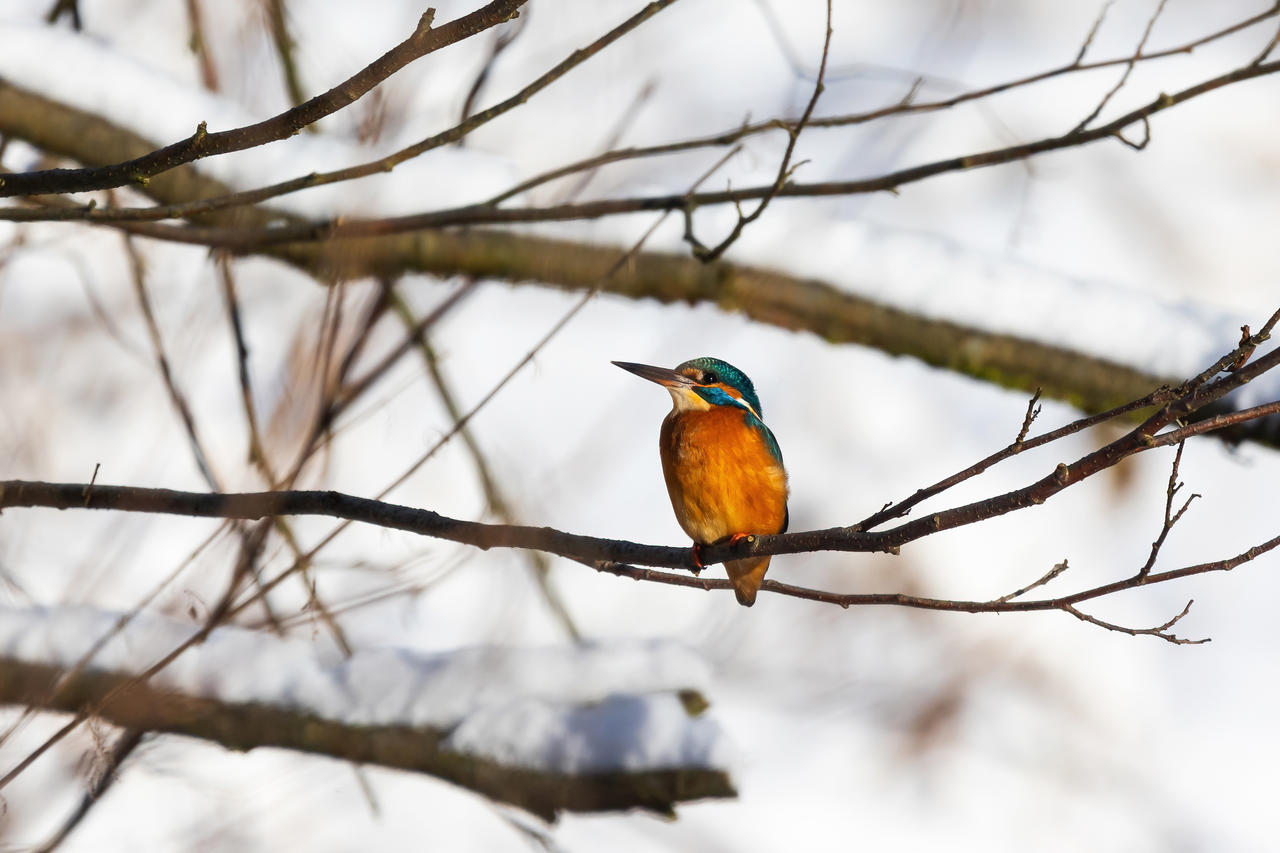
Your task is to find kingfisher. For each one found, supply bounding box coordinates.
[613,357,788,606]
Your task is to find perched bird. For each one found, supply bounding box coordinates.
[613,357,788,606]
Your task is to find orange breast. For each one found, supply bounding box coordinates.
[659,406,788,545]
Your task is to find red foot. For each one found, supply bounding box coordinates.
[692,534,753,572]
[691,543,706,572]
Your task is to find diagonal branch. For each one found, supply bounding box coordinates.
[1071,0,1169,133]
[0,0,673,220]
[0,1,528,198]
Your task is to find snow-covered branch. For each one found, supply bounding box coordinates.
[0,606,731,819]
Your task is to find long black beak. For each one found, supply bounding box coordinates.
[611,360,694,388]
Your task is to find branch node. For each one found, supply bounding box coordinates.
[1114,116,1152,150]
[1014,388,1043,449]
[1227,324,1257,371]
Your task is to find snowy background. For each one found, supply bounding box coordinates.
[2,0,1280,850]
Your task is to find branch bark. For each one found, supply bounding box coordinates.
[4,314,1275,635]
[0,657,731,819]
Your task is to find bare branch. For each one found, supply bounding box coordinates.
[0,1,529,197]
[31,730,144,853]
[4,311,1277,636]
[1071,0,1169,133]
[1074,1,1116,64]
[3,6,1274,232]
[5,79,1279,447]
[996,559,1069,604]
[855,311,1280,532]
[458,6,531,126]
[684,0,833,261]
[389,289,583,641]
[1061,599,1207,645]
[185,0,219,91]
[3,314,1278,573]
[262,0,309,115]
[1136,441,1198,579]
[44,0,82,29]
[72,55,1280,247]
[1014,388,1043,449]
[0,0,675,221]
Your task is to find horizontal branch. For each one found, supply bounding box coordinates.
[5,4,1275,225]
[3,475,1275,642]
[484,2,1279,202]
[0,480,703,568]
[2,314,1278,551]
[3,80,1277,446]
[4,313,1277,629]
[3,317,1278,639]
[0,656,730,819]
[74,57,1280,243]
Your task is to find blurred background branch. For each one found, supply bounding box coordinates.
[3,78,1269,440]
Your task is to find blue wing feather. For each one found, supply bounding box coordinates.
[746,411,788,532]
[747,412,785,468]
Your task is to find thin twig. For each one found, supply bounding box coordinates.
[684,0,833,262]
[1075,0,1116,64]
[122,234,220,490]
[32,730,145,853]
[854,311,1279,532]
[1072,0,1169,133]
[81,53,1280,249]
[458,7,530,127]
[263,0,309,116]
[1060,599,1206,644]
[0,2,531,198]
[1014,388,1042,448]
[185,0,220,91]
[1136,441,1198,579]
[996,559,1068,603]
[389,289,583,641]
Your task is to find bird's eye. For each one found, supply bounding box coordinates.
[702,370,718,384]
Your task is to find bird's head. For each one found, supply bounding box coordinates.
[612,356,764,418]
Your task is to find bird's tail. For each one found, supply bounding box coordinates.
[726,556,771,607]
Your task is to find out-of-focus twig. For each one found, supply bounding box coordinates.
[262,0,309,118]
[33,730,145,853]
[43,0,81,29]
[389,289,583,641]
[185,0,220,91]
[458,7,530,128]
